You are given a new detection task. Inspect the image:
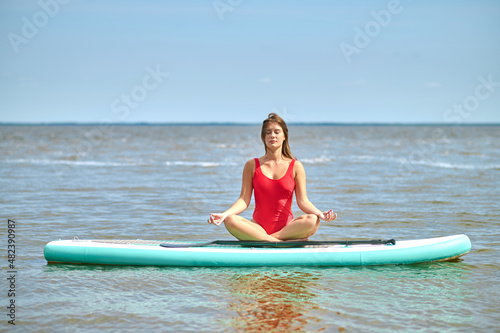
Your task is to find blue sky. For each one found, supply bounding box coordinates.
[1,0,499,123]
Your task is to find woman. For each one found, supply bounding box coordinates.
[208,113,337,241]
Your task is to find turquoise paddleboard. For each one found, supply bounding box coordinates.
[44,234,471,267]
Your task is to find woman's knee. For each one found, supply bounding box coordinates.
[224,214,238,229]
[306,214,320,226]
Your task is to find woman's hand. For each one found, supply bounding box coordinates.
[208,213,226,226]
[317,210,337,222]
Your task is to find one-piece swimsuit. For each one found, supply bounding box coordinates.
[252,158,296,234]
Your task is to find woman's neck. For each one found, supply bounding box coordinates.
[264,149,284,162]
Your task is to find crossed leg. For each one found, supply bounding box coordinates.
[271,214,320,240]
[224,214,320,241]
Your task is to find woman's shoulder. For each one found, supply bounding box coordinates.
[292,159,305,173]
[245,158,258,165]
[249,156,265,167]
[243,158,257,170]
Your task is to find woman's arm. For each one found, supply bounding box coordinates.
[294,161,337,221]
[209,159,254,225]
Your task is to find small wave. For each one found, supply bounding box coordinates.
[300,156,333,164]
[215,143,237,149]
[3,159,136,167]
[165,161,238,167]
[353,155,376,160]
[301,155,380,164]
[413,160,500,170]
[291,155,500,171]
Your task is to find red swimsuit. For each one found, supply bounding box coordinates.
[252,158,296,234]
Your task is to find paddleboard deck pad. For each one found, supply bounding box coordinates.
[44,234,471,267]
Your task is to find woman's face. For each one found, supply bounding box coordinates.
[264,122,285,151]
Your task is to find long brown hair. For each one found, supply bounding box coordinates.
[261,113,295,159]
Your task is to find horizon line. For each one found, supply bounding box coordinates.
[1,121,499,126]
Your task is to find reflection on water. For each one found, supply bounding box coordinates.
[35,259,493,332]
[223,263,475,332]
[226,269,328,332]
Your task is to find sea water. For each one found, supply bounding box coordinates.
[1,124,499,332]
